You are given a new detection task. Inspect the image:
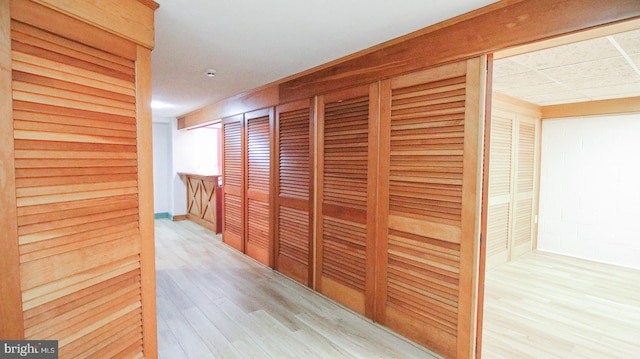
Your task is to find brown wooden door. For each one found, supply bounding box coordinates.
[222,114,245,251]
[376,58,486,358]
[245,108,273,266]
[275,99,314,285]
[6,4,155,356]
[316,84,379,317]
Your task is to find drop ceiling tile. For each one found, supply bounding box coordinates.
[492,70,554,91]
[612,29,640,55]
[497,81,568,99]
[541,56,639,89]
[631,53,640,70]
[493,58,531,77]
[511,37,619,70]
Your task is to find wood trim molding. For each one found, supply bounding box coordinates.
[11,0,137,60]
[135,45,158,358]
[178,86,278,130]
[0,0,25,339]
[30,0,157,49]
[493,92,542,118]
[279,0,640,103]
[541,96,640,119]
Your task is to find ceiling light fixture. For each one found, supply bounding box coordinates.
[205,69,217,77]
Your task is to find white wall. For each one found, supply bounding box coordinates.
[172,126,220,175]
[538,113,640,269]
[152,116,221,217]
[152,119,172,215]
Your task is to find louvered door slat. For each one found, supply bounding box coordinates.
[377,59,484,359]
[511,119,538,258]
[275,101,313,285]
[223,117,244,251]
[486,111,513,267]
[10,19,144,357]
[317,85,377,316]
[245,111,272,265]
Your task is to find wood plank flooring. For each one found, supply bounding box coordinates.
[155,219,440,359]
[482,251,640,359]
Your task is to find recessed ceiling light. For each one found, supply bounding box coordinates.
[205,69,217,77]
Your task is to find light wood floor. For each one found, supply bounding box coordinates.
[155,219,440,359]
[482,251,640,358]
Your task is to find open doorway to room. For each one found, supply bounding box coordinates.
[481,22,640,358]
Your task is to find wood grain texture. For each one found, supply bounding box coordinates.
[279,0,640,102]
[6,12,150,357]
[136,44,157,359]
[245,108,273,266]
[483,251,640,359]
[541,96,640,119]
[184,174,221,233]
[155,218,441,359]
[0,0,26,339]
[222,115,245,252]
[316,85,372,316]
[11,0,137,60]
[275,99,314,285]
[377,58,485,359]
[30,0,157,48]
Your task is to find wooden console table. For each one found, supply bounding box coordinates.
[179,173,222,233]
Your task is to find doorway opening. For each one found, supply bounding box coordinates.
[481,20,640,358]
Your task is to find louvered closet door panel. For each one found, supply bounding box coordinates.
[511,118,538,259]
[317,84,378,316]
[223,116,244,251]
[275,100,313,285]
[245,109,273,266]
[486,110,513,268]
[11,20,144,358]
[377,59,484,359]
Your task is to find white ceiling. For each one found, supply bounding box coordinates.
[150,0,498,118]
[493,29,640,106]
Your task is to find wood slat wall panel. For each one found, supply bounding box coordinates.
[223,118,244,251]
[9,19,145,356]
[185,175,220,233]
[378,59,483,359]
[275,101,313,285]
[317,88,374,315]
[246,112,272,265]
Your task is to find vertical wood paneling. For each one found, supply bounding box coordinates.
[222,116,244,251]
[245,109,273,266]
[0,0,25,339]
[316,85,376,316]
[377,59,484,359]
[275,100,313,285]
[9,17,146,357]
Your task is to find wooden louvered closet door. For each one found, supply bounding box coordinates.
[245,109,273,266]
[510,117,538,259]
[376,58,485,359]
[486,94,540,268]
[486,110,513,267]
[222,115,245,251]
[316,84,379,316]
[275,100,314,285]
[9,6,151,358]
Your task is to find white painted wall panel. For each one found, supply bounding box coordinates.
[538,113,640,269]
